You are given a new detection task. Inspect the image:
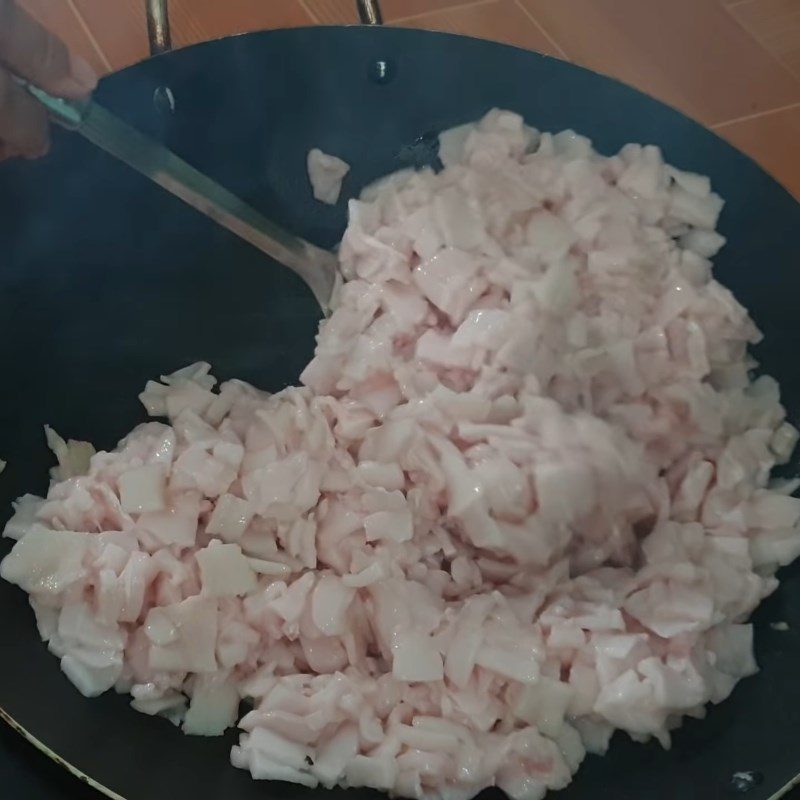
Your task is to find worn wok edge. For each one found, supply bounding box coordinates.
[0,705,123,800]
[2,24,799,800]
[3,696,800,800]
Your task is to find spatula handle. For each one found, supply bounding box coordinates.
[19,81,87,131]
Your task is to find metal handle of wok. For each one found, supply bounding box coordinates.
[357,0,384,25]
[144,0,382,55]
[146,0,171,55]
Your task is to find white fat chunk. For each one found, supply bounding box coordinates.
[197,542,257,597]
[206,494,253,542]
[118,464,166,513]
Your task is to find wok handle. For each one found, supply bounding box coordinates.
[143,0,380,57]
[146,0,172,55]
[356,0,383,25]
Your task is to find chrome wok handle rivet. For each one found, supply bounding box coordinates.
[145,0,174,115]
[141,0,384,109]
[144,0,383,51]
[356,0,389,83]
[153,85,176,114]
[368,58,395,84]
[730,771,764,793]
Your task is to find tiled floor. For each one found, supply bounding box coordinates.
[18,0,800,199]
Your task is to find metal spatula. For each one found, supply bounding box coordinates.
[24,83,339,314]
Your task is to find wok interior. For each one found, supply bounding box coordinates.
[0,26,799,800]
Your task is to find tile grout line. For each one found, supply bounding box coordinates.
[513,0,568,59]
[65,0,112,73]
[723,2,800,91]
[169,3,208,48]
[712,100,800,129]
[297,0,320,24]
[392,0,496,25]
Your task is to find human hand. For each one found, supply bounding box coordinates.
[0,0,97,161]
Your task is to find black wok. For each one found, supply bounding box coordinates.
[1,20,799,800]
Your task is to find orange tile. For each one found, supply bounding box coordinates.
[393,0,562,55]
[715,104,800,198]
[303,0,472,24]
[72,0,312,71]
[298,0,358,24]
[169,0,313,47]
[18,0,109,74]
[518,0,800,125]
[729,0,800,79]
[71,0,147,69]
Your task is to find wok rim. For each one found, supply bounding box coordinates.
[2,21,799,800]
[0,708,121,799]
[140,23,799,206]
[4,703,800,800]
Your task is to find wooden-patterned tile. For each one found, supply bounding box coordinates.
[169,0,313,48]
[518,0,800,125]
[303,0,473,24]
[298,0,358,24]
[71,0,147,69]
[72,0,313,71]
[715,104,800,199]
[729,0,800,80]
[394,0,562,55]
[18,0,108,74]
